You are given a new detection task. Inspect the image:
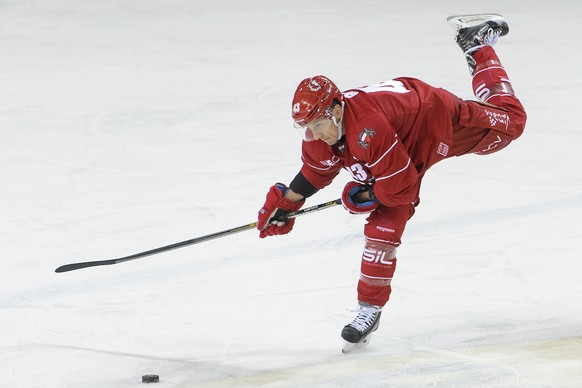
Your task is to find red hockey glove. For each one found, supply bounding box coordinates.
[342,181,379,215]
[258,183,305,238]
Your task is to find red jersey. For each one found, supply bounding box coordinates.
[300,78,459,207]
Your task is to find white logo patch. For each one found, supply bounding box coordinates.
[308,79,321,91]
[362,247,393,265]
[437,142,449,157]
[320,156,340,167]
[485,109,510,130]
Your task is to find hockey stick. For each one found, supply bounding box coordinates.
[55,198,342,273]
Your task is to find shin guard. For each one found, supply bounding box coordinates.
[472,46,515,106]
[357,239,398,307]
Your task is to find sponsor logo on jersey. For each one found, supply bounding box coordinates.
[376,226,395,234]
[485,109,510,130]
[362,247,393,265]
[480,135,504,153]
[320,156,340,167]
[358,128,376,149]
[437,142,449,157]
[475,82,491,101]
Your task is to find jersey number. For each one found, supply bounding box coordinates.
[358,80,410,94]
[349,163,369,181]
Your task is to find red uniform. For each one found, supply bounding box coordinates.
[299,47,526,306]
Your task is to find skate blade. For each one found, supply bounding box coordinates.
[341,335,373,353]
[447,13,504,29]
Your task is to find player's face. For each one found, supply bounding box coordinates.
[304,116,338,145]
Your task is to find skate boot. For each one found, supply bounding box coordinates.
[447,13,509,73]
[341,302,382,353]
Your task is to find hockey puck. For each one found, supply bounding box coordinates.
[142,374,159,383]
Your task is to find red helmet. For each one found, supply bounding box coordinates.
[291,75,343,127]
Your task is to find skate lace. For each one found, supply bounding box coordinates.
[483,28,502,46]
[348,305,379,332]
[464,27,502,55]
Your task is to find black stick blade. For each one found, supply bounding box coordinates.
[55,259,117,273]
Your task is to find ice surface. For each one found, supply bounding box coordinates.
[1,0,581,387]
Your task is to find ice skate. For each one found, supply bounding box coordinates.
[447,13,509,73]
[341,302,382,353]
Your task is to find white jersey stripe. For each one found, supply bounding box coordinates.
[301,156,333,171]
[366,137,398,168]
[375,158,412,182]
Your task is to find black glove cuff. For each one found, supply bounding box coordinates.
[368,184,381,204]
[289,171,319,198]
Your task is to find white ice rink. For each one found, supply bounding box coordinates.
[1,0,581,387]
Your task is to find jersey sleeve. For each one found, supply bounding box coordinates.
[299,141,342,189]
[353,115,420,207]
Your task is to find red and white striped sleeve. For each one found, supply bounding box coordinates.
[299,141,342,190]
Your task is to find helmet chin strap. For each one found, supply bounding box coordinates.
[331,102,345,142]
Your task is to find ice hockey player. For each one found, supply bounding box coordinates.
[257,14,526,352]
